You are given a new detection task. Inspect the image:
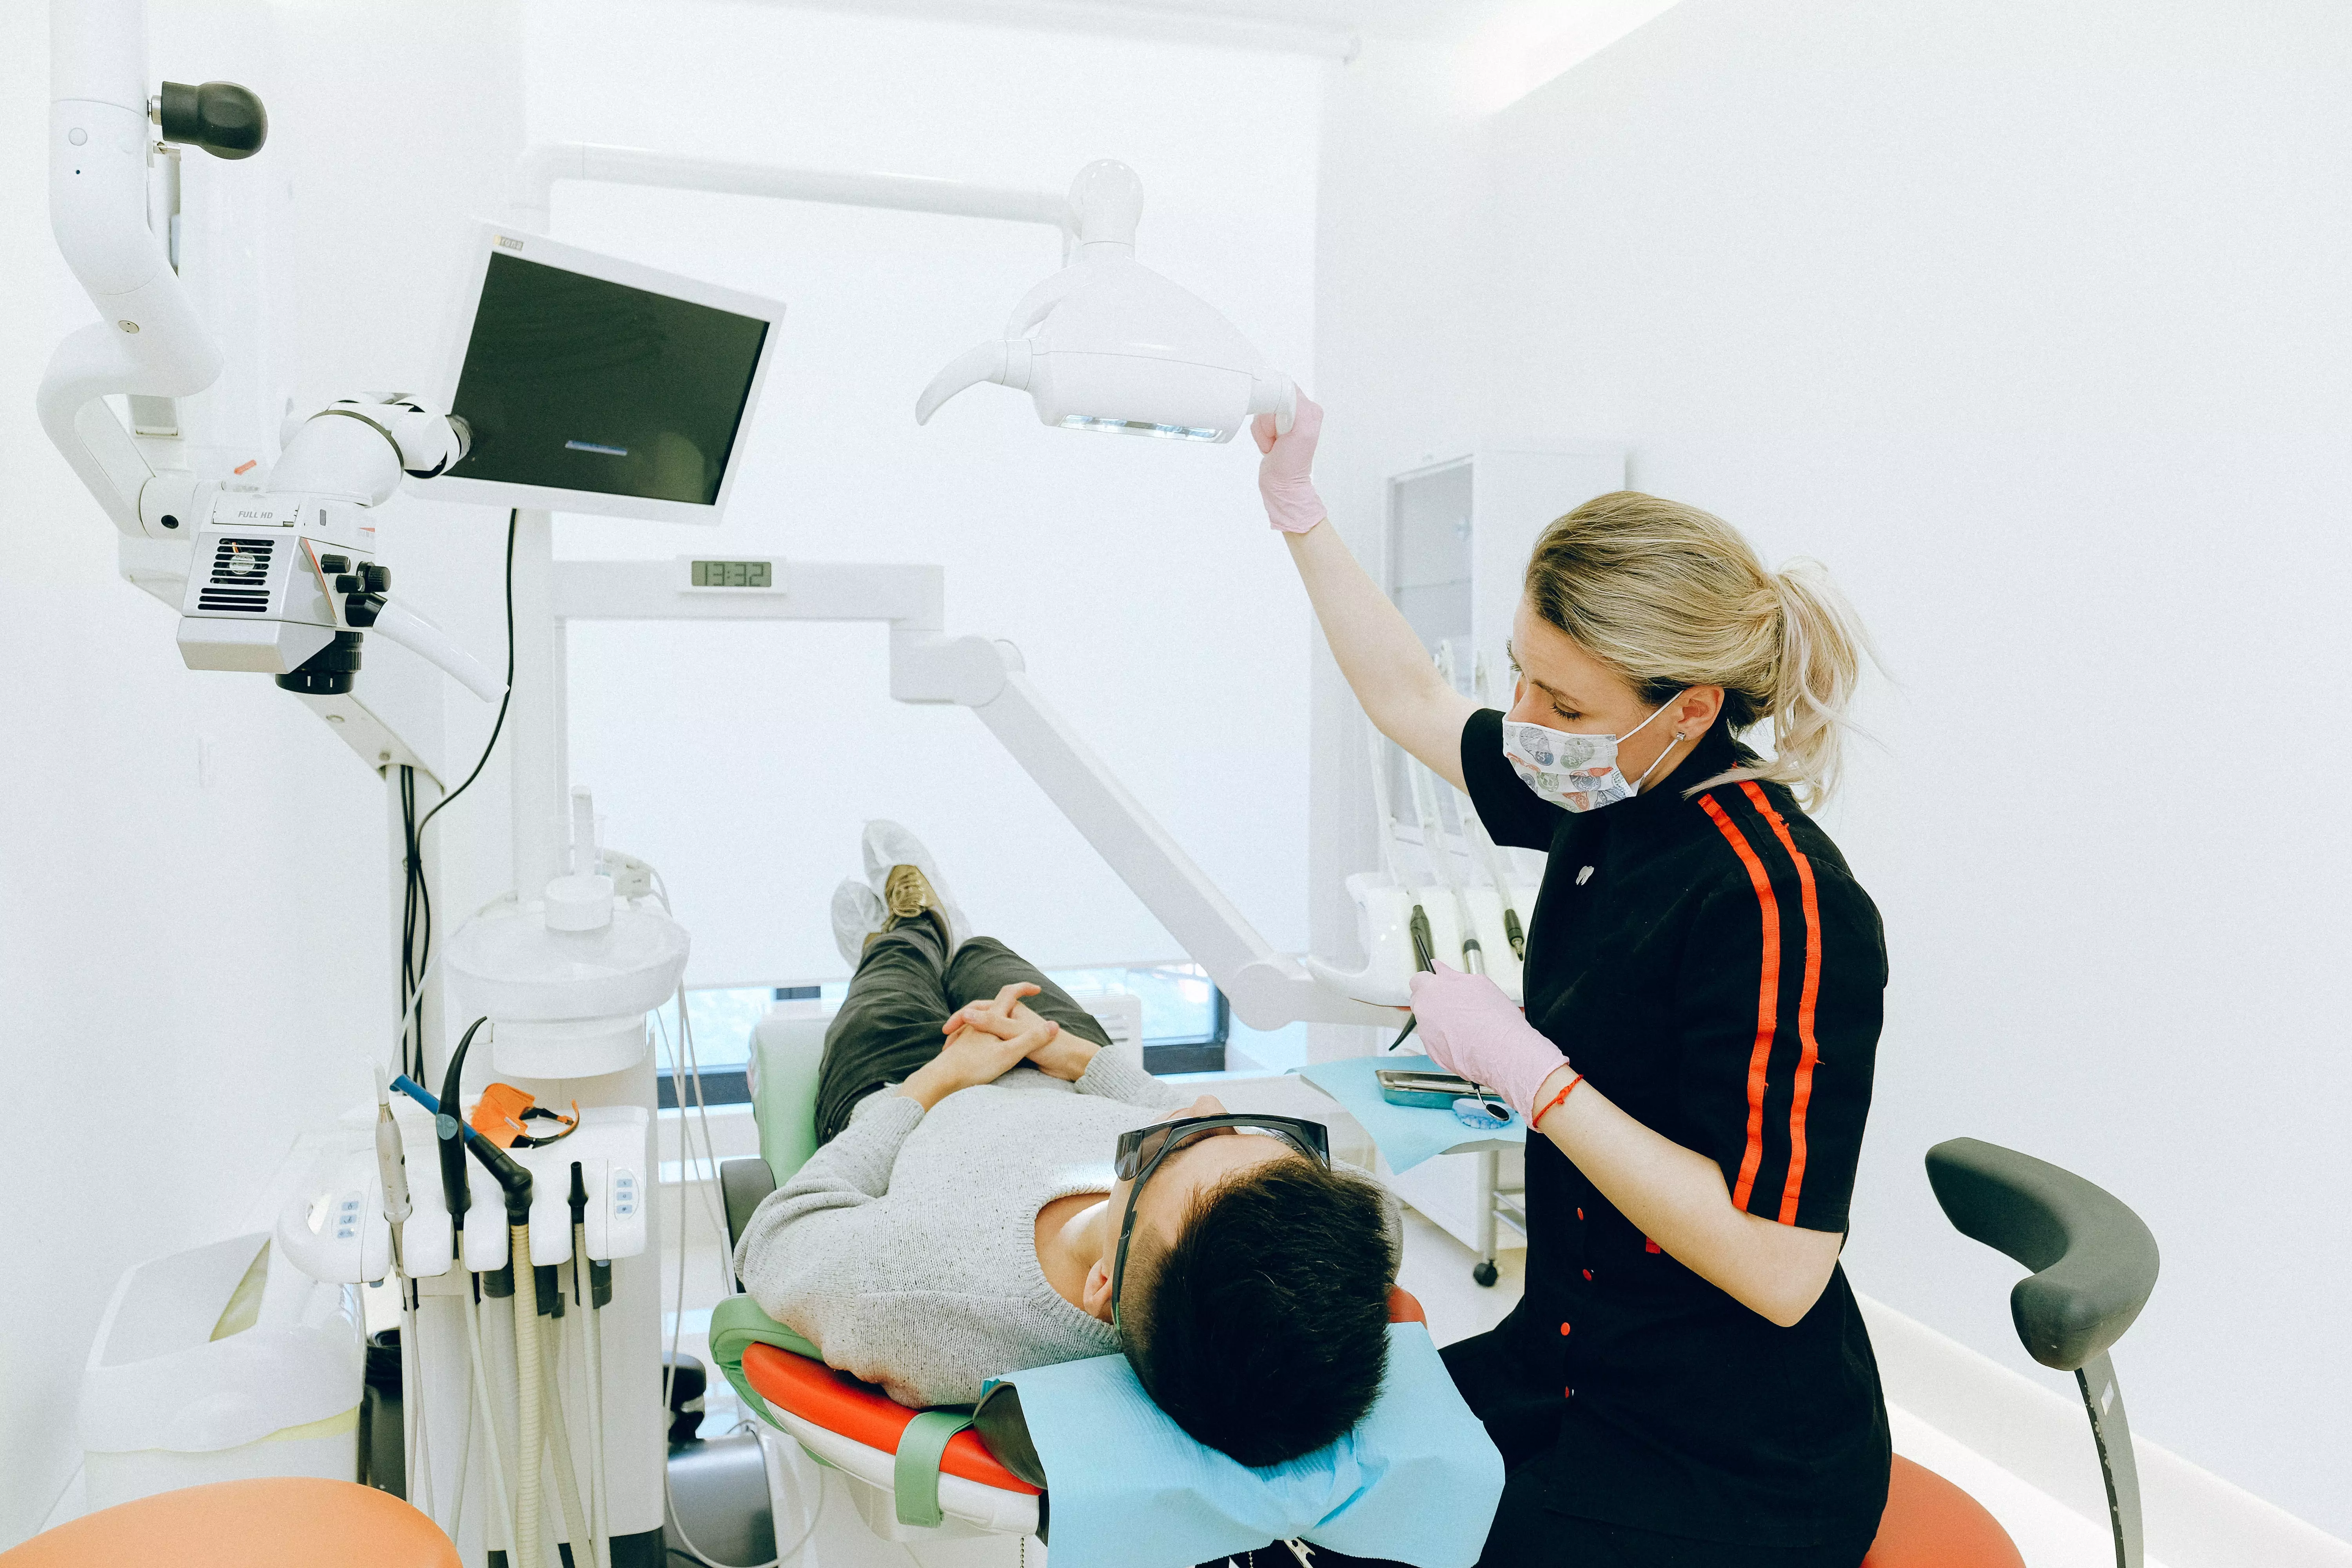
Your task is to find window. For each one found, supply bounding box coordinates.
[655,964,1238,1109]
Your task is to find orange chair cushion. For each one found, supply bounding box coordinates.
[740,1283,1432,1497]
[742,1341,1044,1494]
[1862,1454,2026,1568]
[0,1478,457,1568]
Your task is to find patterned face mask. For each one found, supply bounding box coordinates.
[1501,697,1682,813]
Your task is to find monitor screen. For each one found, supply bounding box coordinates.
[442,250,770,508]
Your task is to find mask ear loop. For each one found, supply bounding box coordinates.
[1626,693,1693,795]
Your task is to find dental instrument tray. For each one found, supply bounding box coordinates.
[1375,1069,1486,1109]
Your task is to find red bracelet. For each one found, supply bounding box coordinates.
[1532,1073,1585,1131]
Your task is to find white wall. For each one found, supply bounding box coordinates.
[0,2,521,1544]
[1319,0,2351,1540]
[525,0,1323,986]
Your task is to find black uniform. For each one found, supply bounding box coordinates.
[1443,709,1892,1567]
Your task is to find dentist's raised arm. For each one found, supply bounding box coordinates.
[1254,397,1476,790]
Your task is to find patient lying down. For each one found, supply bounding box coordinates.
[732,823,1396,1467]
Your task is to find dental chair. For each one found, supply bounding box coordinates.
[1860,1137,2161,1568]
[709,998,1434,1548]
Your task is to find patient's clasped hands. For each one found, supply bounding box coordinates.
[898,982,1094,1111]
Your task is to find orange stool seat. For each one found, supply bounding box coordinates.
[1862,1454,2025,1568]
[0,1477,457,1568]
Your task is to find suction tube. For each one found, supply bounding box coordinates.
[511,1223,544,1568]
[572,1162,611,1568]
[463,1283,517,1557]
[465,1133,541,1568]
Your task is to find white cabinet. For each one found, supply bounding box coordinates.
[1386,444,1628,693]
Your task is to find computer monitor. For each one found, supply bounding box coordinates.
[414,225,782,524]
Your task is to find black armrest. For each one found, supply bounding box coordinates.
[973,1383,1049,1489]
[720,1157,777,1256]
[1926,1137,2159,1371]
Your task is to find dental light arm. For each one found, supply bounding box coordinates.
[916,160,1296,444]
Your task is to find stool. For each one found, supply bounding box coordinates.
[0,1477,457,1568]
[1862,1137,2160,1568]
[1862,1455,2025,1568]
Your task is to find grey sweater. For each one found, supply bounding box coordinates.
[732,1051,1190,1408]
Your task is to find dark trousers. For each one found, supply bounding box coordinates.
[1194,1522,1873,1568]
[1437,1331,1877,1568]
[812,922,1116,1146]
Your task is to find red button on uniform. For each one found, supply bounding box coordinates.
[1581,1268,1593,1280]
[1559,1322,1571,1335]
[1576,1207,1584,1220]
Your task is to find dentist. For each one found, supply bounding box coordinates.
[1256,399,1893,1568]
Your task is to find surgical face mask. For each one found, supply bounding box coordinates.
[1501,697,1683,814]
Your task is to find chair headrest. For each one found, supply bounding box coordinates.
[1926,1137,2159,1371]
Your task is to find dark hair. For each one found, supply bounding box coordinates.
[1120,1157,1394,1467]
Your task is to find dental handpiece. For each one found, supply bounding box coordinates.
[1467,650,1528,960]
[373,1068,413,1274]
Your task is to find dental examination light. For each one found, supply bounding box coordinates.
[916,160,1297,444]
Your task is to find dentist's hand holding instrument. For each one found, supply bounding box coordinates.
[1406,963,1574,1126]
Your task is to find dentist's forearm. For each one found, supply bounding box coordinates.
[1532,1064,1843,1327]
[1285,523,1475,786]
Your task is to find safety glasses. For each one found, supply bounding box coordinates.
[1108,1114,1330,1333]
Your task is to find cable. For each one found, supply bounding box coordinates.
[416,508,518,844]
[446,1335,476,1547]
[655,1005,782,1568]
[652,1004,732,1263]
[679,987,737,1292]
[392,508,513,1099]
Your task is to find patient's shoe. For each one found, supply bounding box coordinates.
[831,877,886,966]
[861,820,968,949]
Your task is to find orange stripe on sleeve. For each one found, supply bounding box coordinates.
[1698,793,1779,1214]
[1741,782,1824,1225]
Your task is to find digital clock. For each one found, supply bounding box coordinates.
[689,559,775,588]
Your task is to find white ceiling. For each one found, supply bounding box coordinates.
[758,0,1679,104]
[762,0,1613,54]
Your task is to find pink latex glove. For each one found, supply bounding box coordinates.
[1407,963,1568,1122]
[1250,391,1327,534]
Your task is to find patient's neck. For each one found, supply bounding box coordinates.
[1035,1191,1109,1311]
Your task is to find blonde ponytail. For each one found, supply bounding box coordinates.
[1521,492,1878,811]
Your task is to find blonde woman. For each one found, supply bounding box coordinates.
[1257,400,1891,1567]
